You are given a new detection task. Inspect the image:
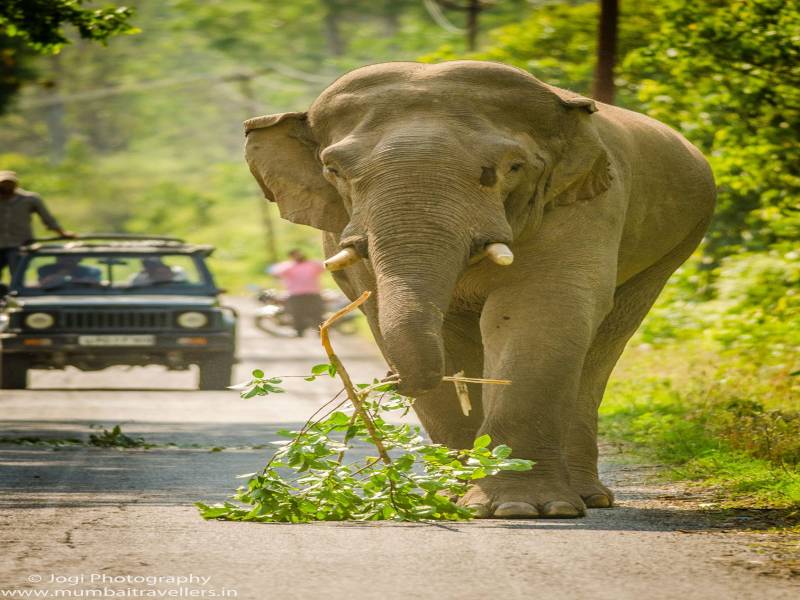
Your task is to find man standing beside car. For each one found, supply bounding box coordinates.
[0,171,75,283]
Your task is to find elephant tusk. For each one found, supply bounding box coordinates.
[486,243,514,266]
[324,247,360,271]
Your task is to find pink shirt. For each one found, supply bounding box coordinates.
[269,260,325,295]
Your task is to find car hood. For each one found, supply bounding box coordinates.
[14,295,218,308]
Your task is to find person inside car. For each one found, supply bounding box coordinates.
[128,257,187,287]
[37,255,102,288]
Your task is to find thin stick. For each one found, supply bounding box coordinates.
[320,291,392,465]
[442,376,512,385]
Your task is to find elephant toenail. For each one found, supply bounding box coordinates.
[584,494,612,508]
[492,502,539,518]
[466,504,491,518]
[541,501,583,518]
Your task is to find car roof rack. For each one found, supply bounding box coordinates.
[31,233,186,244]
[21,234,214,255]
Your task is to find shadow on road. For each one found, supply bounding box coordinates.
[0,420,766,535]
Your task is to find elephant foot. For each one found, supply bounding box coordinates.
[569,475,615,508]
[459,472,586,519]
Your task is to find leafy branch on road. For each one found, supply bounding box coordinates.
[88,424,150,448]
[197,291,532,522]
[0,424,269,452]
[0,425,150,449]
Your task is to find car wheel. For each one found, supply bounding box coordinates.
[198,355,234,390]
[1,356,28,389]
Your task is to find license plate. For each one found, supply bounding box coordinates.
[78,335,155,347]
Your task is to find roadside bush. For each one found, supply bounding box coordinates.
[602,361,800,508]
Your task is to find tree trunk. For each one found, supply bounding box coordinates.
[322,0,346,57]
[383,0,401,37]
[466,0,480,51]
[592,0,618,104]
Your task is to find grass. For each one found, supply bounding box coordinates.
[601,339,800,514]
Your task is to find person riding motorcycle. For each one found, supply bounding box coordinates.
[267,249,325,337]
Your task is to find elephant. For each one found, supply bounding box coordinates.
[244,61,716,518]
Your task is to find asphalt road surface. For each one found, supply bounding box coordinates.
[1,298,797,599]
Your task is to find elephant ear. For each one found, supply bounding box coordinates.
[545,94,612,206]
[244,111,349,233]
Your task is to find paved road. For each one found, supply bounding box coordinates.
[1,299,796,599]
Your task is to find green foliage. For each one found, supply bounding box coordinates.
[603,346,800,510]
[611,237,799,510]
[638,249,800,370]
[197,367,533,522]
[0,0,138,113]
[623,0,800,260]
[0,34,36,115]
[422,0,658,109]
[0,0,137,52]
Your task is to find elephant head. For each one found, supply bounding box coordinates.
[245,61,611,394]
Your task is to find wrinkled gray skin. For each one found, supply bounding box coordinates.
[245,61,715,518]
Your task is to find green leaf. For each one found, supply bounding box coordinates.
[491,444,512,459]
[343,425,360,443]
[473,434,492,450]
[311,363,332,375]
[252,369,264,379]
[195,503,233,519]
[328,411,352,427]
[372,382,398,392]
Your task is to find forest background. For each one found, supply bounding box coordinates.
[1,0,798,515]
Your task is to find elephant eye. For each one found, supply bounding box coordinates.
[509,162,524,173]
[323,165,340,177]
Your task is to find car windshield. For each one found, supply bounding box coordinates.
[16,253,211,295]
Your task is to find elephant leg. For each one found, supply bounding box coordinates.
[459,276,615,519]
[568,219,711,508]
[412,310,485,450]
[567,306,647,508]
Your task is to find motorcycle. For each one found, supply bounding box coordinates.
[254,288,360,337]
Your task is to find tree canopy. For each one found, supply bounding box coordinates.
[0,0,137,113]
[0,0,797,296]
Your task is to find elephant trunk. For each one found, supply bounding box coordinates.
[368,205,471,396]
